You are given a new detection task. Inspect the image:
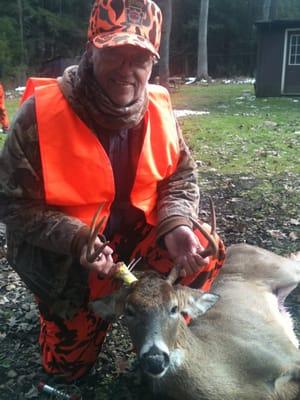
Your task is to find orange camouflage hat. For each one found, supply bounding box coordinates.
[88,0,162,58]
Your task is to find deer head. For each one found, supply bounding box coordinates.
[90,271,218,377]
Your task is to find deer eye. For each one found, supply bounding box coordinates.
[124,306,135,318]
[170,305,178,315]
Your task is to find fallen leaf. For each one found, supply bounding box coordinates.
[24,386,39,399]
[289,232,299,241]
[290,219,300,226]
[267,230,287,239]
[115,356,130,374]
[7,369,17,378]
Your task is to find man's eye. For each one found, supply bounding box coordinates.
[133,55,151,66]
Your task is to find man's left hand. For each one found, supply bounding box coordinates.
[164,225,208,278]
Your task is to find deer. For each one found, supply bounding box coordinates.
[89,202,300,400]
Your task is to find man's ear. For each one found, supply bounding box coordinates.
[89,286,131,321]
[175,285,219,319]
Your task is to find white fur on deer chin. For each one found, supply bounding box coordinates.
[169,348,185,371]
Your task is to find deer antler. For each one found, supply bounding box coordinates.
[166,264,182,285]
[86,203,140,285]
[167,198,219,284]
[86,203,110,263]
[190,197,219,259]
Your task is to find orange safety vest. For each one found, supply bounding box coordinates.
[20,77,57,105]
[24,79,180,230]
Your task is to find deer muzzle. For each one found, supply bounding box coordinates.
[140,344,170,377]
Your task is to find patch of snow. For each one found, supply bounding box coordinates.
[15,86,26,93]
[174,109,210,118]
[222,78,255,85]
[185,77,197,85]
[0,223,6,235]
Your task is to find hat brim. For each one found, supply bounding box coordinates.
[92,32,160,59]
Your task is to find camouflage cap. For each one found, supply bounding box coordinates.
[88,0,162,58]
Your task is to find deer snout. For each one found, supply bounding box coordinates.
[140,344,170,377]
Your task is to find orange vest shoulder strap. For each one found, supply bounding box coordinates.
[20,77,57,104]
[131,84,180,224]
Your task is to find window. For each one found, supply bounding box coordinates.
[289,34,300,65]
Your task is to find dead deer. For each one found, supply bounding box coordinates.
[90,204,300,400]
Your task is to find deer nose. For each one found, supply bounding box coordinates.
[140,345,170,377]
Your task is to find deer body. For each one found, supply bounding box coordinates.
[91,244,300,400]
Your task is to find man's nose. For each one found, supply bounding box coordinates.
[117,58,135,72]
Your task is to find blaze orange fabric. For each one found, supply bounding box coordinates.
[0,83,9,130]
[20,77,57,105]
[32,80,180,229]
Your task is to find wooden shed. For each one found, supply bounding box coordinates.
[255,20,300,97]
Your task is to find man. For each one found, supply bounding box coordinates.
[0,81,9,132]
[0,0,225,382]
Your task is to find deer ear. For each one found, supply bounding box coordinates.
[89,286,131,321]
[175,286,219,319]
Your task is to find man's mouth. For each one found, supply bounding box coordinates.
[112,79,134,87]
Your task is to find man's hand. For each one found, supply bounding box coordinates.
[164,225,208,277]
[80,235,118,278]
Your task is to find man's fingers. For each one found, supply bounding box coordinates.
[80,243,116,278]
[194,253,209,266]
[186,253,201,272]
[96,244,113,256]
[177,253,209,277]
[177,256,193,277]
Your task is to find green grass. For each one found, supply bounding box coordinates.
[6,98,19,120]
[0,98,18,147]
[171,83,299,253]
[172,84,300,175]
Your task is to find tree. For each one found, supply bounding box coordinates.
[197,0,209,80]
[158,0,172,87]
[262,0,278,20]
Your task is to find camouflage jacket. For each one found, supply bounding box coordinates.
[0,77,200,318]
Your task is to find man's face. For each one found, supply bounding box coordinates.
[87,43,154,107]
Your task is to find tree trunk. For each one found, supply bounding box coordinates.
[197,0,209,80]
[17,0,25,64]
[263,0,277,20]
[17,0,27,84]
[59,0,63,15]
[262,0,271,19]
[158,0,172,88]
[270,0,278,19]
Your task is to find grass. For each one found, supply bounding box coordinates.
[0,98,18,147]
[170,83,300,254]
[172,84,300,175]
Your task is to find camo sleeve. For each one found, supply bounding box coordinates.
[156,120,200,241]
[0,97,86,255]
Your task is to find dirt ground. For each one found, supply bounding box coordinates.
[0,172,299,400]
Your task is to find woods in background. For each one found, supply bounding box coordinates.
[0,0,300,86]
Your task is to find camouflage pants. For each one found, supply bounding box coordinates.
[39,222,225,381]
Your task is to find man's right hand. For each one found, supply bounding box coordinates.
[80,236,118,278]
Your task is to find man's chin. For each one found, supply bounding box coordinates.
[110,95,137,108]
